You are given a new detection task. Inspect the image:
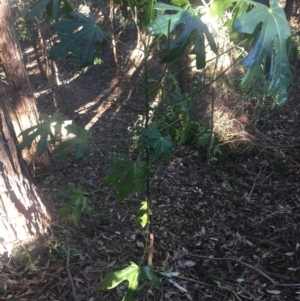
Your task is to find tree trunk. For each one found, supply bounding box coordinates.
[0,105,50,255]
[0,0,51,174]
[284,0,295,21]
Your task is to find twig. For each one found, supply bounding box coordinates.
[246,164,263,202]
[147,232,154,266]
[232,290,243,301]
[11,290,35,299]
[66,232,79,301]
[173,276,214,288]
[183,254,300,288]
[168,279,188,293]
[238,285,260,301]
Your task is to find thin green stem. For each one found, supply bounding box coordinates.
[149,50,245,111]
[207,54,219,163]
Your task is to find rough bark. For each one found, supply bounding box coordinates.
[0,106,50,255]
[0,0,51,173]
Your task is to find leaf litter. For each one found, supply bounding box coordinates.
[1,7,300,301]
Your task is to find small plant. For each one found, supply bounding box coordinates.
[102,263,160,301]
[48,232,82,258]
[57,183,92,227]
[19,112,63,155]
[192,123,221,163]
[19,112,90,161]
[18,0,294,300]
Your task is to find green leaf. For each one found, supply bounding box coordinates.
[135,201,149,227]
[141,0,156,28]
[147,4,217,68]
[234,0,292,104]
[19,112,63,156]
[49,12,106,68]
[209,0,234,18]
[139,266,160,287]
[104,157,145,201]
[25,0,73,21]
[148,80,162,99]
[142,123,172,164]
[102,262,140,301]
[57,183,91,226]
[170,0,190,6]
[150,2,185,12]
[53,124,89,160]
[229,2,249,39]
[102,263,160,301]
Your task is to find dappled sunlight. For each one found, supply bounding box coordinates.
[84,100,114,130]
[75,98,102,115]
[81,82,124,130]
[125,47,144,77]
[196,5,236,71]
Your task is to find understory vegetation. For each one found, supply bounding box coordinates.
[1,0,300,300]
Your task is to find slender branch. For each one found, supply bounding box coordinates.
[142,36,154,267]
[207,54,219,163]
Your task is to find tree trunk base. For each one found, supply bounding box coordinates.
[0,107,50,256]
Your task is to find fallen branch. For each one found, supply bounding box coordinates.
[183,254,300,288]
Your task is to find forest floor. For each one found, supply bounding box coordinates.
[2,5,300,301]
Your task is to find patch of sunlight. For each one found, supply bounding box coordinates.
[24,46,34,54]
[50,120,74,139]
[82,81,123,130]
[125,48,144,77]
[194,4,234,71]
[75,99,100,114]
[78,3,90,16]
[84,100,118,130]
[33,89,50,99]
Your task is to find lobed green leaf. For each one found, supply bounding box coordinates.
[147,5,217,68]
[49,12,105,68]
[104,157,145,201]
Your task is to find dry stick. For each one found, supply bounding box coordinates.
[147,232,154,266]
[183,254,300,288]
[11,290,35,300]
[66,233,79,301]
[174,276,214,288]
[238,284,260,301]
[207,54,219,163]
[246,164,263,202]
[232,291,243,301]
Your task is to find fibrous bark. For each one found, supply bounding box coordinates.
[0,106,50,255]
[0,0,51,173]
